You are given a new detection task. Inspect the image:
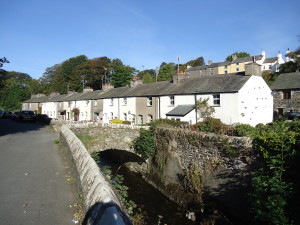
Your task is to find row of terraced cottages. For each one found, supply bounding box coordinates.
[22,73,274,126]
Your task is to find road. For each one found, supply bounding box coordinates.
[0,119,75,225]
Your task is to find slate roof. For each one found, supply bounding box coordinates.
[23,74,252,103]
[166,104,195,116]
[264,57,278,64]
[270,72,300,90]
[232,55,263,63]
[23,95,51,103]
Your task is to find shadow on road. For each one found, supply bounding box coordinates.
[0,118,48,137]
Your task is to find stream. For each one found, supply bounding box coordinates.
[98,150,198,225]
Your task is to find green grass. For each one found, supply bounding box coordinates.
[76,134,97,150]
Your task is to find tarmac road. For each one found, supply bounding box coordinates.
[0,119,75,225]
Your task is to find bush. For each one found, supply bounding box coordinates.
[147,118,188,128]
[193,118,234,135]
[122,120,131,125]
[235,123,256,137]
[111,118,123,124]
[133,129,155,159]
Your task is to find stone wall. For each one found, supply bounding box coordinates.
[145,127,254,222]
[273,90,300,114]
[71,126,140,153]
[59,125,132,225]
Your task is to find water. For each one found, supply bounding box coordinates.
[98,150,198,225]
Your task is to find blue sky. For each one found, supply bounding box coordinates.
[1,0,300,79]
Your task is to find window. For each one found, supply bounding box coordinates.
[224,65,228,69]
[111,112,113,119]
[148,114,153,122]
[110,98,114,106]
[283,91,291,99]
[236,63,239,65]
[94,100,98,107]
[123,113,127,121]
[213,94,220,106]
[236,68,239,72]
[224,70,228,74]
[169,96,175,106]
[138,115,143,124]
[147,97,152,106]
[123,98,127,105]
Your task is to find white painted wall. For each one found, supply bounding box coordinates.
[42,102,57,119]
[119,97,136,122]
[103,98,119,123]
[76,100,92,121]
[238,76,273,126]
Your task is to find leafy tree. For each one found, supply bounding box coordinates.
[157,62,176,81]
[180,56,205,71]
[0,57,9,69]
[109,59,136,87]
[142,72,153,84]
[226,52,250,61]
[52,55,88,93]
[279,47,300,73]
[3,82,30,110]
[137,69,156,81]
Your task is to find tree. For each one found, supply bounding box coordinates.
[51,55,88,94]
[195,98,215,120]
[142,72,153,84]
[157,62,176,81]
[109,59,136,87]
[226,52,250,61]
[280,47,300,73]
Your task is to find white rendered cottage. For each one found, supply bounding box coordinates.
[159,74,273,126]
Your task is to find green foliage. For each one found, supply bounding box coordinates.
[90,152,101,164]
[249,120,299,225]
[195,98,215,120]
[193,118,235,135]
[102,166,137,216]
[133,129,155,159]
[110,59,137,87]
[157,62,176,81]
[250,171,291,225]
[147,118,188,128]
[76,134,97,150]
[235,123,257,137]
[225,52,250,61]
[187,163,203,194]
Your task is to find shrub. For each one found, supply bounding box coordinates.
[122,120,131,125]
[147,118,188,128]
[133,129,155,159]
[111,118,123,124]
[193,118,233,135]
[235,123,256,137]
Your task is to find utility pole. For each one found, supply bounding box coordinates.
[177,56,180,73]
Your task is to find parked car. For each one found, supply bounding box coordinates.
[11,111,20,121]
[287,112,300,120]
[18,110,36,122]
[1,111,12,119]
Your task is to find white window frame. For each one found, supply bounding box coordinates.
[169,96,175,106]
[147,97,153,106]
[213,94,220,106]
[123,97,127,105]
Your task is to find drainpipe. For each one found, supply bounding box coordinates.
[194,94,197,123]
[158,96,161,119]
[118,98,120,119]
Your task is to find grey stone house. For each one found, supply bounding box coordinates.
[270,72,300,116]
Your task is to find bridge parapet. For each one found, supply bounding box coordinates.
[60,125,132,225]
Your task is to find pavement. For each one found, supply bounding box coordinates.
[0,119,75,225]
